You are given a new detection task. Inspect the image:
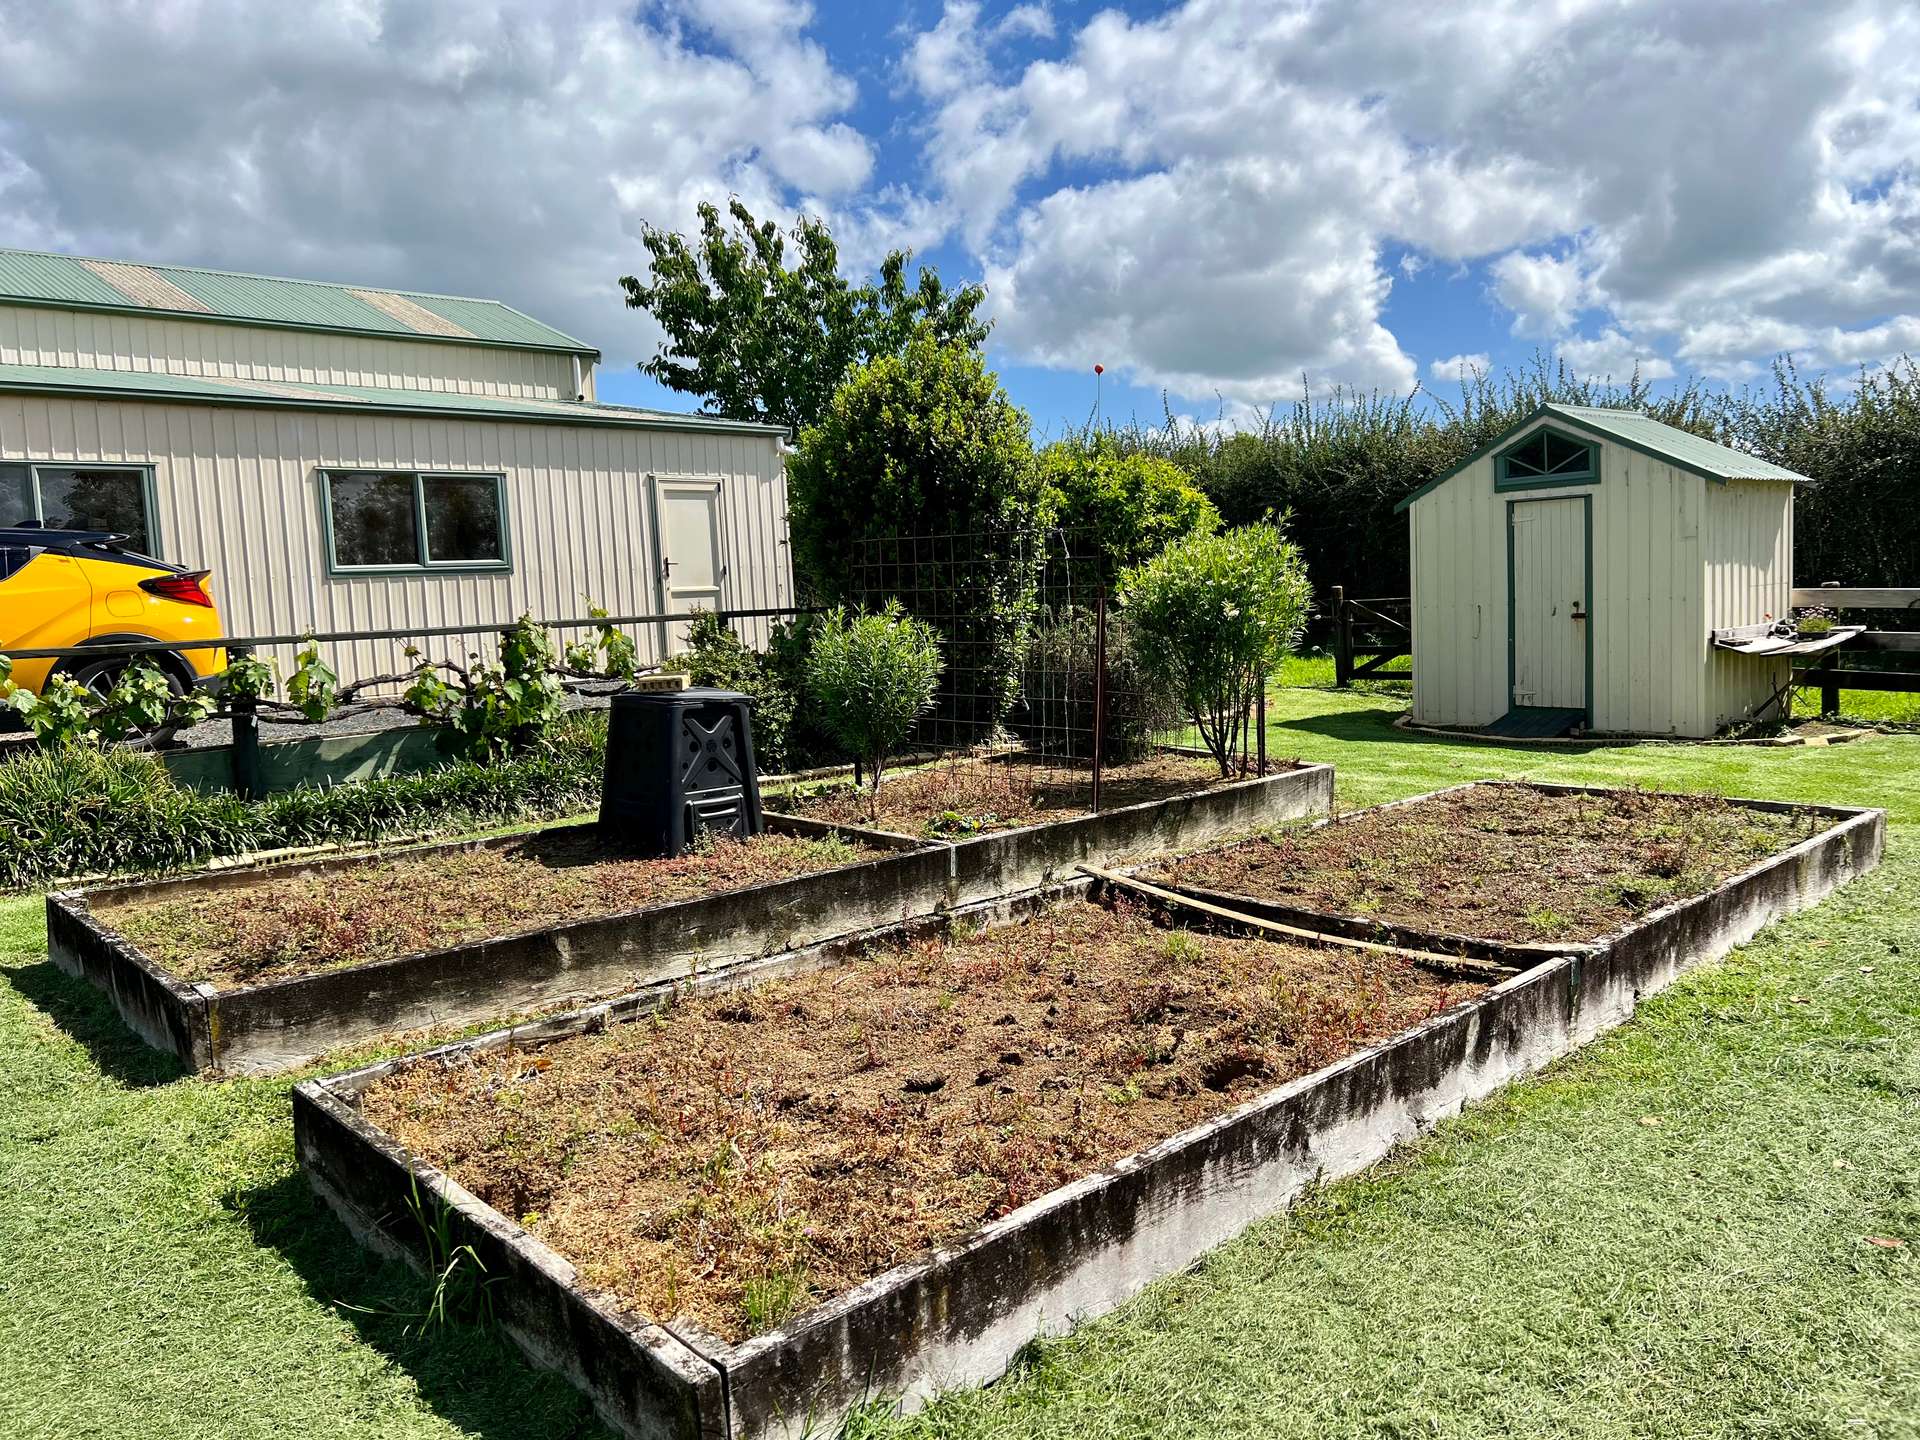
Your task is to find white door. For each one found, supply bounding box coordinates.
[1509,496,1588,711]
[651,477,726,653]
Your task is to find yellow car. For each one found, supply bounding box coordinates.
[1,526,226,699]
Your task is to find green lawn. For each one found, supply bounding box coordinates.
[4,691,1917,1439]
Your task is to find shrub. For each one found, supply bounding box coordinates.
[787,332,1051,737]
[1016,607,1179,763]
[804,604,943,820]
[677,610,797,772]
[1118,524,1313,777]
[403,615,567,761]
[766,613,846,770]
[1038,436,1218,582]
[0,712,606,888]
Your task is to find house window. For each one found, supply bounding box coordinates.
[1495,428,1598,490]
[323,471,509,572]
[0,463,157,552]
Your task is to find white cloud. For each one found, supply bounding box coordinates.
[0,0,871,372]
[904,0,1920,399]
[1490,252,1589,339]
[1556,330,1675,382]
[1428,353,1491,384]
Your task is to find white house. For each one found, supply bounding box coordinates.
[1395,403,1811,738]
[0,246,792,680]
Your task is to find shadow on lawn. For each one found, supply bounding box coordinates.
[1271,700,1626,758]
[231,1170,612,1440]
[0,955,185,1087]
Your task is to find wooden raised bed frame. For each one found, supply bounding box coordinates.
[46,763,1334,1075]
[293,782,1883,1440]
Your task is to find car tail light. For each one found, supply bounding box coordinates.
[139,570,214,607]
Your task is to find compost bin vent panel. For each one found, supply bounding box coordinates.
[600,687,763,856]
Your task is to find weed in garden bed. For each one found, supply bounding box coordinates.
[775,752,1295,838]
[99,829,873,987]
[357,898,1484,1343]
[1159,785,1821,942]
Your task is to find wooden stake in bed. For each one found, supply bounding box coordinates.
[1076,864,1531,983]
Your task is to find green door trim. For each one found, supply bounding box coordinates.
[1506,494,1594,727]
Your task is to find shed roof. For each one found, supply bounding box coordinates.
[1393,403,1810,513]
[0,247,597,356]
[0,362,785,437]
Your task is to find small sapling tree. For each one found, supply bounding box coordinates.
[1118,523,1312,777]
[804,603,943,820]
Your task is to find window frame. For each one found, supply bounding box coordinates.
[1493,426,1600,493]
[0,461,161,552]
[320,468,513,576]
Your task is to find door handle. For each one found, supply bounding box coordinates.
[1570,604,1587,621]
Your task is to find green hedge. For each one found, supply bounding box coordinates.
[0,713,605,889]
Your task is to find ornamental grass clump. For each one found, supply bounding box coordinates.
[804,603,943,820]
[1118,523,1312,777]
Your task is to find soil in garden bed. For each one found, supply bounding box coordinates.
[772,752,1296,838]
[357,898,1484,1343]
[1154,784,1824,943]
[97,830,878,988]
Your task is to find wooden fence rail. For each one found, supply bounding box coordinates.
[1330,587,1412,687]
[1789,585,1920,716]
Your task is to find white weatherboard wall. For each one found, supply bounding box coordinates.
[0,304,591,400]
[0,392,790,681]
[1409,415,1789,737]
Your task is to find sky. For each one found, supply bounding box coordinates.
[0,0,1915,435]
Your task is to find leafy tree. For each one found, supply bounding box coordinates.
[804,603,943,820]
[620,198,989,433]
[1118,524,1313,777]
[1038,435,1219,581]
[789,332,1053,735]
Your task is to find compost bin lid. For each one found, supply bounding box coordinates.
[610,686,754,707]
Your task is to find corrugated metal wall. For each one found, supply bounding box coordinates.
[1410,419,1792,737]
[1703,478,1794,727]
[0,392,792,683]
[0,304,586,399]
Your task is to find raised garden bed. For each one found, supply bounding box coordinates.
[47,819,948,1076]
[294,783,1883,1440]
[774,753,1334,910]
[47,760,1333,1076]
[1150,781,1835,946]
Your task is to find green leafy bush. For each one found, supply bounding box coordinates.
[788,332,1051,737]
[804,603,943,819]
[0,712,606,888]
[677,610,797,772]
[1016,607,1179,763]
[1119,524,1312,777]
[1038,436,1218,581]
[404,615,566,761]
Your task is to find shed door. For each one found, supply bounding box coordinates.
[1509,496,1588,711]
[651,477,726,653]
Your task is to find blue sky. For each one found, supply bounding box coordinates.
[0,0,1914,435]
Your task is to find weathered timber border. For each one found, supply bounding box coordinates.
[772,761,1335,910]
[46,764,1333,1075]
[293,781,1883,1440]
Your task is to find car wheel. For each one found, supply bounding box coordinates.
[52,655,189,740]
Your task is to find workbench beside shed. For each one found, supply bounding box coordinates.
[1395,404,1810,739]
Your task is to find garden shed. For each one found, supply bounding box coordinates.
[1395,403,1811,738]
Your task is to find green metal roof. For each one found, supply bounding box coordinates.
[0,362,785,437]
[0,246,597,356]
[1394,403,1809,513]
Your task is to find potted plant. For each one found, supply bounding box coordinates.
[1794,604,1837,639]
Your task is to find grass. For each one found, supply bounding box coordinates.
[1,683,1917,1437]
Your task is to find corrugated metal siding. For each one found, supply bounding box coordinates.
[1410,416,1730,736]
[1703,478,1795,728]
[0,392,792,684]
[0,305,579,398]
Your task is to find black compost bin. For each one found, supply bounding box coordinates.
[599,687,764,857]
